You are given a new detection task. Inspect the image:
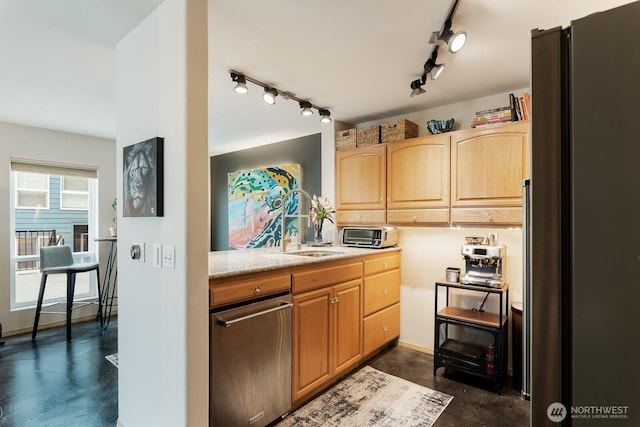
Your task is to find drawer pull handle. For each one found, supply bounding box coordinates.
[382,263,387,267]
[254,286,261,294]
[383,289,388,295]
[382,326,388,332]
[330,298,335,304]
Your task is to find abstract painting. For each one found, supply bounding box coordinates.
[228,164,301,249]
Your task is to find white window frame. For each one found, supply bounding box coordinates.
[15,172,50,210]
[9,168,99,311]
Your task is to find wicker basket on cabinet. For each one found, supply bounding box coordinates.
[356,125,381,147]
[381,119,418,143]
[335,129,357,150]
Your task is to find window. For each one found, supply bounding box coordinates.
[61,176,89,210]
[10,162,98,310]
[16,172,49,209]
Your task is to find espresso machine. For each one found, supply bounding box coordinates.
[460,243,506,288]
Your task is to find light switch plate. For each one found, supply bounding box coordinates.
[153,244,162,268]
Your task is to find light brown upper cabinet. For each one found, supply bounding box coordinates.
[450,121,530,225]
[386,134,450,225]
[335,145,386,225]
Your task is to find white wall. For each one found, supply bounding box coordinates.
[116,0,208,425]
[0,120,116,334]
[398,227,522,356]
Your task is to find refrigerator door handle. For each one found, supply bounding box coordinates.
[522,178,531,400]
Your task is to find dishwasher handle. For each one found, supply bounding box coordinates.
[217,302,293,328]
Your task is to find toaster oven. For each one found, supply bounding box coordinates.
[339,226,398,248]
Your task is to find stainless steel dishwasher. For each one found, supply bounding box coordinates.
[210,292,292,427]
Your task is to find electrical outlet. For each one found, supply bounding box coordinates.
[162,245,175,269]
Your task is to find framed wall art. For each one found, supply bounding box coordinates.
[123,137,164,217]
[227,164,301,249]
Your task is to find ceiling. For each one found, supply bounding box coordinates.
[0,0,634,155]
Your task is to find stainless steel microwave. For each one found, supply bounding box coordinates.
[339,226,398,248]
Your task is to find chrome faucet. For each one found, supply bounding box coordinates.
[276,188,313,252]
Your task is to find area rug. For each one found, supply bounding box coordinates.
[105,353,119,368]
[278,365,453,426]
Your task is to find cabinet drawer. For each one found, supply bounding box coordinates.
[363,253,400,275]
[387,208,449,225]
[293,261,362,294]
[209,273,291,308]
[363,303,400,356]
[364,269,400,316]
[451,207,522,225]
[336,210,386,225]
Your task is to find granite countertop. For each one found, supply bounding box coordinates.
[208,245,401,279]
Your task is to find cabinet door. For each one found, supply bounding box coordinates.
[335,146,386,210]
[387,135,450,209]
[451,121,529,208]
[333,280,362,375]
[292,287,332,402]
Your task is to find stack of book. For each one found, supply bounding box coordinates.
[471,106,512,128]
[471,92,532,128]
[509,92,531,121]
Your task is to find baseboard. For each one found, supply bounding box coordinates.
[398,340,434,355]
[3,312,117,337]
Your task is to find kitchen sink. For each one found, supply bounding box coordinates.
[283,250,343,257]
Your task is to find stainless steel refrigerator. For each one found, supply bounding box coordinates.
[528,1,640,425]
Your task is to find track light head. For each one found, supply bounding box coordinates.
[424,47,445,80]
[410,79,425,97]
[299,101,313,116]
[230,72,248,94]
[432,21,466,53]
[319,109,332,123]
[262,87,278,105]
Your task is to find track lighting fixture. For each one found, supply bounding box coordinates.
[230,72,248,94]
[409,0,465,97]
[229,69,332,124]
[262,87,278,105]
[410,79,426,97]
[299,101,313,116]
[319,109,332,123]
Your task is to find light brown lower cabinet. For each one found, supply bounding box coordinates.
[292,279,362,403]
[291,251,401,405]
[362,253,401,357]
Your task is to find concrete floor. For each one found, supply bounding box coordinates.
[0,318,118,426]
[368,344,530,426]
[0,320,529,426]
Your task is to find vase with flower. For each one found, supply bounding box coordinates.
[311,195,335,245]
[109,198,118,237]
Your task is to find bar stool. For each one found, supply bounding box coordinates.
[32,245,101,341]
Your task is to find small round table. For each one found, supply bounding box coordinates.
[95,237,117,329]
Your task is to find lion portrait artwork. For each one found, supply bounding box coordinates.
[123,137,164,217]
